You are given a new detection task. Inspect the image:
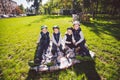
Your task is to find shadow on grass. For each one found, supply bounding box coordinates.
[0,68,5,80]
[26,45,100,80]
[95,16,120,21]
[73,60,101,80]
[25,60,101,80]
[27,15,71,26]
[26,44,60,80]
[26,69,60,80]
[82,21,120,40]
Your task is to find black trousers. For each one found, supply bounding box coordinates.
[76,41,90,56]
[52,43,63,55]
[65,43,74,49]
[34,43,49,64]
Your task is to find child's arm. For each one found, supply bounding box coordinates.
[75,31,84,45]
[37,34,41,43]
[72,34,76,43]
[48,32,50,43]
[52,34,58,45]
[58,35,63,46]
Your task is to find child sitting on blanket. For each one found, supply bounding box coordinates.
[34,25,50,65]
[72,21,90,56]
[51,25,63,55]
[64,27,75,49]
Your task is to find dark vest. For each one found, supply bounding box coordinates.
[65,34,74,48]
[53,32,60,43]
[72,28,81,42]
[40,32,50,45]
[65,34,73,43]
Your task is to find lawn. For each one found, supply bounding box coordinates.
[0,15,120,80]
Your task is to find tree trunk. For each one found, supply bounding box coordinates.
[95,0,98,17]
[34,0,42,15]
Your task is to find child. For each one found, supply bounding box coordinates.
[72,21,90,56]
[52,25,63,55]
[34,25,50,65]
[64,27,75,49]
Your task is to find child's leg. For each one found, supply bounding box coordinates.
[44,44,49,53]
[67,43,74,49]
[34,45,43,64]
[59,44,63,51]
[79,43,90,56]
[52,44,57,55]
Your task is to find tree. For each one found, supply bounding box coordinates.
[43,0,74,14]
[14,6,23,15]
[26,0,42,15]
[26,0,120,17]
[19,4,25,13]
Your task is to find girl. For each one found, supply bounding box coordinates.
[51,25,63,55]
[72,21,90,56]
[64,27,75,49]
[34,25,50,65]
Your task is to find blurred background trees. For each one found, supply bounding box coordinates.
[26,0,120,18]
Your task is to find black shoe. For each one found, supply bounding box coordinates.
[34,58,41,66]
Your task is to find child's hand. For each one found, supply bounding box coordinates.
[68,42,71,44]
[57,44,60,47]
[73,42,76,45]
[73,40,76,44]
[75,43,78,46]
[36,41,39,44]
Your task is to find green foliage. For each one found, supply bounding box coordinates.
[42,0,74,14]
[19,4,25,13]
[76,55,93,61]
[41,0,120,17]
[46,62,54,67]
[0,15,120,80]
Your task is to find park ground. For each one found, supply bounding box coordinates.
[0,15,120,80]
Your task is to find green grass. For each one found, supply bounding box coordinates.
[0,15,120,80]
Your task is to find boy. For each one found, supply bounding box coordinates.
[64,27,75,49]
[52,25,63,55]
[34,25,50,65]
[72,21,90,56]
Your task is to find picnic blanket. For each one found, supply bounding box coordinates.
[30,42,95,72]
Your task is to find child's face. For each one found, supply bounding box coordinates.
[67,29,72,35]
[54,29,59,34]
[74,24,80,30]
[42,28,47,33]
